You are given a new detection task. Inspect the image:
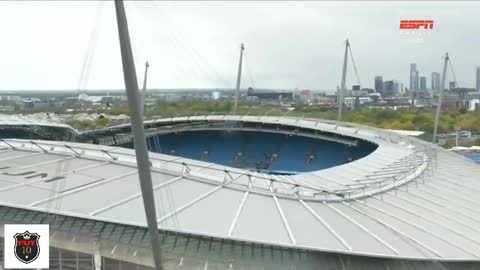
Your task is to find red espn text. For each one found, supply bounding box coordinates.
[400,20,434,30]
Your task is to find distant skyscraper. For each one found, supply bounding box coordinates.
[431,72,441,92]
[410,64,419,92]
[383,80,398,97]
[420,76,427,91]
[392,80,400,96]
[374,76,383,93]
[476,67,480,91]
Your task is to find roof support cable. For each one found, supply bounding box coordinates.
[233,43,245,116]
[154,135,162,153]
[52,160,71,226]
[223,171,233,184]
[76,1,103,93]
[449,58,458,88]
[30,141,48,153]
[146,136,153,152]
[43,152,71,226]
[348,45,362,88]
[0,139,16,150]
[432,53,450,144]
[243,50,256,89]
[182,163,191,176]
[337,39,349,121]
[101,149,118,160]
[65,145,82,156]
[143,2,229,87]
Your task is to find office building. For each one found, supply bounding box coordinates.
[476,67,480,91]
[383,80,399,97]
[374,76,383,93]
[419,76,427,91]
[431,72,441,93]
[410,64,419,92]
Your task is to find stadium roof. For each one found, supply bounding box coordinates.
[0,114,76,131]
[387,129,425,137]
[0,116,479,262]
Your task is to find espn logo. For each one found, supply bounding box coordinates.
[400,20,434,30]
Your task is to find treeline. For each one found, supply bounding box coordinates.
[66,118,111,130]
[66,100,480,135]
[342,109,479,133]
[147,100,480,134]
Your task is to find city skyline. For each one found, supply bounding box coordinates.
[0,1,480,91]
[372,62,480,97]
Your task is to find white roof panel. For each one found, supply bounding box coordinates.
[0,116,479,261]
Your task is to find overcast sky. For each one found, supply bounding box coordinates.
[0,1,479,92]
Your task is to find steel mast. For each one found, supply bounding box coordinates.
[141,61,150,119]
[337,39,349,121]
[233,43,244,115]
[432,53,449,144]
[114,1,163,269]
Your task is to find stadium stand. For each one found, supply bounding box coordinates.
[119,130,377,174]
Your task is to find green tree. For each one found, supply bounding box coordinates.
[95,118,111,128]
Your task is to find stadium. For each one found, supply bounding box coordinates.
[0,115,480,270]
